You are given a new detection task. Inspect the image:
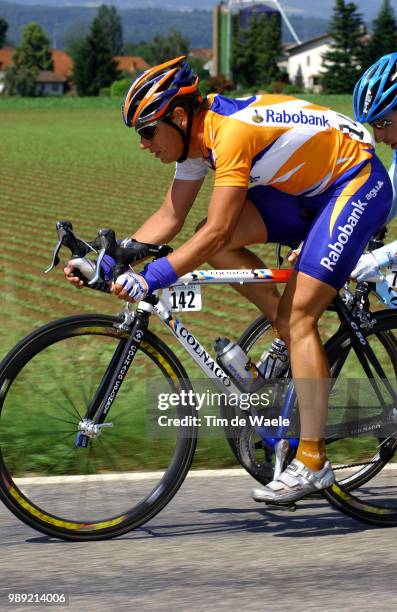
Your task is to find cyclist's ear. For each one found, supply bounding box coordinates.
[171,106,187,129]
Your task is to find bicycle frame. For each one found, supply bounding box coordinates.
[77,267,397,457]
[77,268,290,443]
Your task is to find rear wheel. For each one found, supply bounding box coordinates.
[231,311,397,504]
[0,314,197,540]
[322,311,397,526]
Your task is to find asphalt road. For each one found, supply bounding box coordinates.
[0,469,396,612]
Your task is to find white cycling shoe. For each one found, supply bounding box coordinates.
[252,459,335,505]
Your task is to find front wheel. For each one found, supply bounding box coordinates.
[0,314,198,540]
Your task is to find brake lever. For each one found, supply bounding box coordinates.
[45,236,63,273]
[45,221,74,273]
[45,220,98,274]
[89,248,107,286]
[88,229,117,286]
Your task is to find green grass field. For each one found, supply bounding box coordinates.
[0,95,396,474]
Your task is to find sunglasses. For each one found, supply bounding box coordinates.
[137,124,158,140]
[370,117,393,129]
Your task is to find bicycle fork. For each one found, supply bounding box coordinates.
[75,304,151,448]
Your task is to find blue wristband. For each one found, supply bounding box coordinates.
[142,257,178,292]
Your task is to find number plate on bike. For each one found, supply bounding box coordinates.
[163,284,202,311]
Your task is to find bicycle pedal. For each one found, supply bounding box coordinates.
[307,491,322,499]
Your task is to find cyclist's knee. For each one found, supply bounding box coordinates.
[275,317,289,344]
[195,217,207,233]
[276,309,317,345]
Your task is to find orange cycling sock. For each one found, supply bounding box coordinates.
[295,439,326,472]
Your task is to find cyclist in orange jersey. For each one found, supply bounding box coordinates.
[65,57,393,504]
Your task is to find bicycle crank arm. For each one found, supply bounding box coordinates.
[260,501,297,512]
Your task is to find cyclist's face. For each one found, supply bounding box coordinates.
[138,118,184,164]
[372,111,397,149]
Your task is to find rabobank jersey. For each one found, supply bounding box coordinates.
[175,94,375,197]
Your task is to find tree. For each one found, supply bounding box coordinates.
[188,56,210,81]
[364,0,397,69]
[5,64,38,96]
[255,14,282,86]
[64,24,89,59]
[149,29,189,65]
[72,11,120,96]
[232,15,255,87]
[5,22,53,96]
[0,17,8,48]
[321,0,366,94]
[123,41,155,65]
[70,38,93,96]
[97,4,123,56]
[232,13,282,88]
[199,74,235,97]
[13,22,53,71]
[294,64,304,90]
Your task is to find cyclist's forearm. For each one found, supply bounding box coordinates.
[131,209,182,244]
[167,185,246,275]
[372,239,397,268]
[129,178,203,245]
[168,224,233,276]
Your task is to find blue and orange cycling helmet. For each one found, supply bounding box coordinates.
[353,52,397,123]
[122,56,203,162]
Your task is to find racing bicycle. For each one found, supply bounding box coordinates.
[0,221,396,540]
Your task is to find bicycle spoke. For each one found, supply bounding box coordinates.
[44,416,78,427]
[42,360,84,421]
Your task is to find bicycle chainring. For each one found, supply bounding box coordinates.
[237,424,274,483]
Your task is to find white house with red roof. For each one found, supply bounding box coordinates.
[0,49,149,95]
[0,48,73,95]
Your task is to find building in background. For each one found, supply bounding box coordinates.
[213,0,300,79]
[287,34,332,91]
[0,48,14,93]
[0,49,149,95]
[114,56,150,74]
[35,70,67,96]
[238,3,280,30]
[189,47,213,75]
[0,48,73,95]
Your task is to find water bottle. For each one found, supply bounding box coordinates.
[214,337,263,392]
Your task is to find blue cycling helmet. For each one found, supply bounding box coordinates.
[353,52,397,123]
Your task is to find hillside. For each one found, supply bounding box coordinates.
[0,0,384,22]
[0,1,330,48]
